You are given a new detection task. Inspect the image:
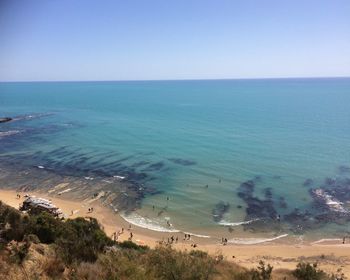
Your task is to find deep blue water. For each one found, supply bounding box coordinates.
[1,78,350,241]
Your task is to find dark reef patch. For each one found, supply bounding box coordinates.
[278,196,288,209]
[284,208,315,233]
[303,178,314,187]
[283,174,350,232]
[167,158,196,166]
[0,146,164,213]
[142,162,165,172]
[237,180,277,221]
[131,161,150,168]
[212,201,230,222]
[339,165,350,174]
[263,188,273,199]
[253,175,262,182]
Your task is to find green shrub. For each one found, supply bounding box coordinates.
[42,256,66,278]
[1,202,114,265]
[9,241,30,264]
[23,234,40,244]
[329,268,346,280]
[118,240,149,251]
[0,201,27,242]
[146,246,216,280]
[234,261,273,280]
[189,250,209,258]
[26,212,63,243]
[293,262,328,280]
[56,217,113,264]
[79,250,149,280]
[252,260,273,280]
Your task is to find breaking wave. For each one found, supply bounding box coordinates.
[218,218,260,227]
[120,213,211,238]
[311,238,343,245]
[120,212,180,233]
[0,130,22,138]
[228,234,288,245]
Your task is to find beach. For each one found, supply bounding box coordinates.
[1,188,349,276]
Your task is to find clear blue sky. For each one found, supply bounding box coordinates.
[0,0,349,81]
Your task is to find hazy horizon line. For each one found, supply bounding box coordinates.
[1,75,349,83]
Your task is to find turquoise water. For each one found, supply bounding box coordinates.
[1,78,350,241]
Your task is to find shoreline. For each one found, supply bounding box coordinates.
[1,188,350,275]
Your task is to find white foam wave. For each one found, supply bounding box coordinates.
[219,218,260,227]
[120,213,180,233]
[183,232,211,238]
[12,113,53,122]
[0,130,21,138]
[120,213,212,237]
[311,238,342,245]
[228,234,288,245]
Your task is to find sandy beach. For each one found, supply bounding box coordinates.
[1,188,350,276]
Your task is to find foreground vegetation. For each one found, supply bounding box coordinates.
[0,200,346,279]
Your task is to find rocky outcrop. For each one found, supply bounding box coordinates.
[0,117,12,123]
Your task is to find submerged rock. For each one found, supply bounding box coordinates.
[284,208,315,233]
[324,177,336,187]
[237,180,255,200]
[212,201,230,222]
[237,180,277,221]
[278,196,288,209]
[142,162,165,172]
[264,188,273,199]
[168,158,196,166]
[310,188,349,214]
[303,178,314,187]
[339,165,350,174]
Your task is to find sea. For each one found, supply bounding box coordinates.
[1,78,350,244]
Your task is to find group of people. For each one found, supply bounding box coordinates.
[221,237,228,245]
[162,235,178,246]
[112,226,135,241]
[113,227,124,241]
[183,233,191,240]
[126,224,133,241]
[88,207,94,213]
[158,233,200,248]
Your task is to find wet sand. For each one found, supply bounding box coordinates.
[1,188,350,276]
